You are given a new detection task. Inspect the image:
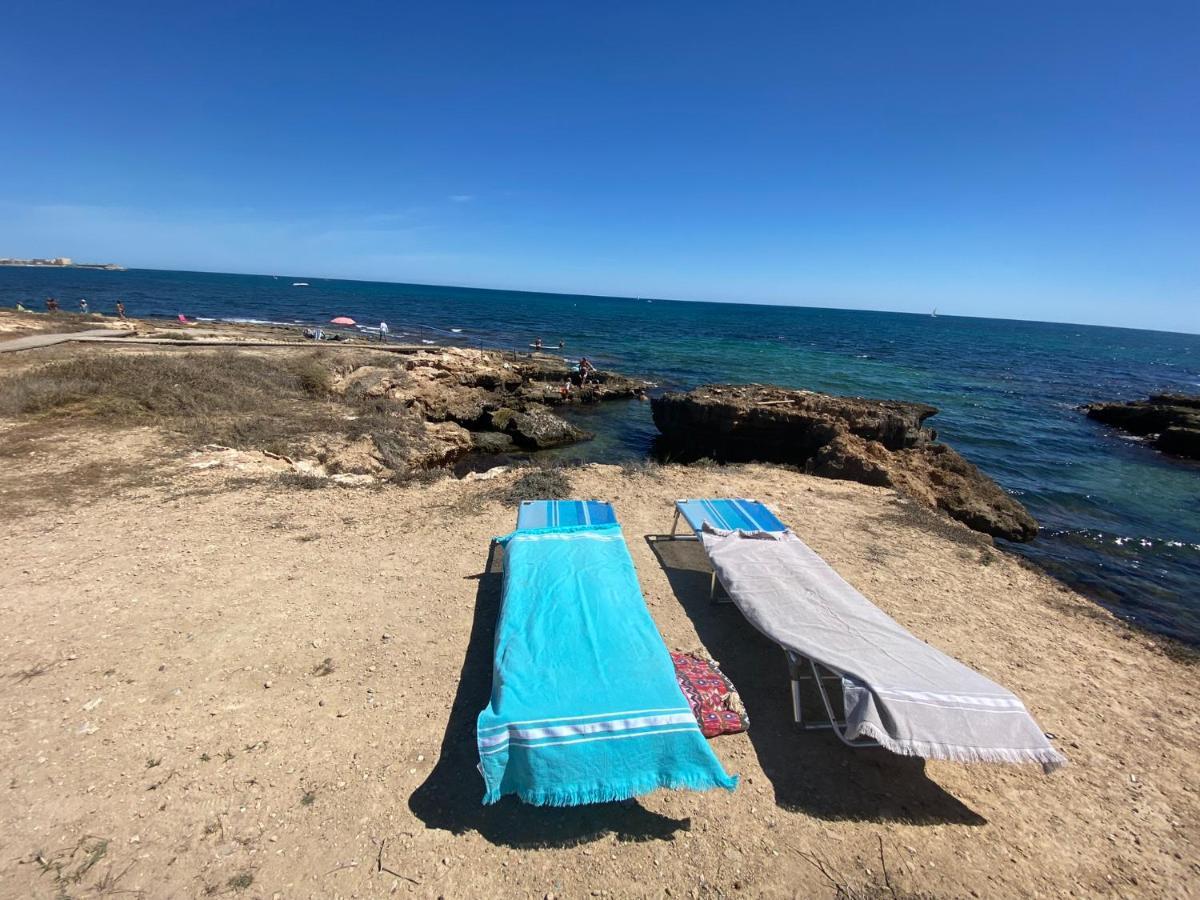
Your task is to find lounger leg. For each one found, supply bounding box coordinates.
[671,508,680,538]
[708,571,735,604]
[787,652,803,725]
[809,659,880,749]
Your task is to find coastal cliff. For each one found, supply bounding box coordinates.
[652,384,1038,542]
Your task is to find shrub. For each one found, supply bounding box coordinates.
[619,457,661,479]
[279,472,330,490]
[293,356,332,396]
[503,465,573,505]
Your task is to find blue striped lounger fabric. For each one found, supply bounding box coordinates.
[674,498,788,536]
[516,499,618,530]
[477,500,738,806]
[677,498,1067,772]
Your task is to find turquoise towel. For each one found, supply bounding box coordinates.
[477,522,738,806]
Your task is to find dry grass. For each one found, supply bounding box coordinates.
[501,464,574,504]
[1,350,322,419]
[619,457,664,479]
[0,348,434,513]
[0,349,406,460]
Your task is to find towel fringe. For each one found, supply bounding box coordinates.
[851,722,1068,774]
[483,770,738,807]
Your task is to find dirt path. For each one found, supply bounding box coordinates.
[0,328,135,352]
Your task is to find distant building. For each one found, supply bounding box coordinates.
[0,255,121,269]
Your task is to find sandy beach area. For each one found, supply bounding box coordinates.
[0,322,1197,898]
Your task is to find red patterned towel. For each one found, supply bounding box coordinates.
[670,651,749,738]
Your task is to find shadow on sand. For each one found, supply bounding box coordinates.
[645,534,986,826]
[408,541,691,848]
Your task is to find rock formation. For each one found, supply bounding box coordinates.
[1083,394,1200,461]
[316,347,640,477]
[488,405,588,450]
[651,385,1038,542]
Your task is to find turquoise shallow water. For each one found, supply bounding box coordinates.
[4,267,1199,644]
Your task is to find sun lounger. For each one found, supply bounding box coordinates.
[476,500,738,805]
[670,498,1066,772]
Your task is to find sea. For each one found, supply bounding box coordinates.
[4,267,1199,646]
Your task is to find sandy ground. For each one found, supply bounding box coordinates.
[0,424,1197,900]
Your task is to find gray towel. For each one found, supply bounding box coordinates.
[700,527,1066,772]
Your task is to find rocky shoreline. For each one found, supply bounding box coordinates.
[320,355,1040,546]
[652,384,1038,542]
[296,347,645,478]
[1,309,1037,541]
[1083,393,1200,461]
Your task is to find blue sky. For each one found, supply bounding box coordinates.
[2,2,1197,333]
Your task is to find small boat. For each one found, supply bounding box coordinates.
[292,282,309,287]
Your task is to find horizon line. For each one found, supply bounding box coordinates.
[6,262,1198,338]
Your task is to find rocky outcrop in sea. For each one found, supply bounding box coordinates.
[651,384,1038,542]
[1083,394,1200,461]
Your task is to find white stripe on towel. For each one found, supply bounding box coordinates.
[481,726,701,755]
[478,706,692,734]
[479,712,697,748]
[874,688,1027,709]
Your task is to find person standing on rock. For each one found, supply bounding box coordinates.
[379,321,389,342]
[46,297,59,312]
[116,300,126,319]
[79,298,89,314]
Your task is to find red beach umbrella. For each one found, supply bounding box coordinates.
[329,316,356,325]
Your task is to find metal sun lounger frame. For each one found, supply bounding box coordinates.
[668,498,880,749]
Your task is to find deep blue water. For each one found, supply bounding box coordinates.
[4,267,1199,644]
